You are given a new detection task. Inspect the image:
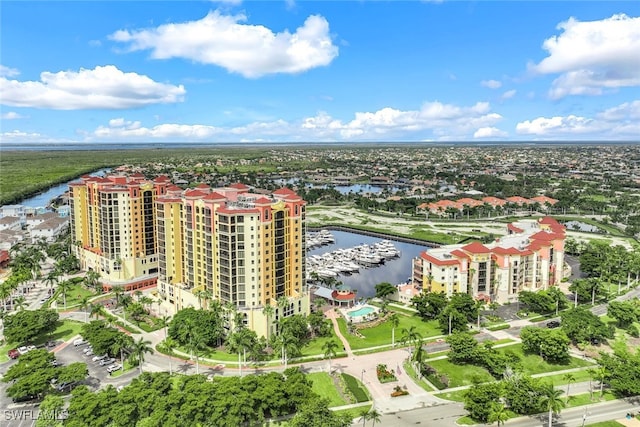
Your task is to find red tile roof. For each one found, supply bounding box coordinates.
[461,241,491,254]
[420,251,460,266]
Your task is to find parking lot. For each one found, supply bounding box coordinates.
[0,338,138,427]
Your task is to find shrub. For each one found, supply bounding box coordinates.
[390,385,409,397]
[376,364,397,383]
[487,324,510,331]
[340,373,369,403]
[627,324,640,338]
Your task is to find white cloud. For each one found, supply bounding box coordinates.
[481,79,502,89]
[1,130,41,140]
[0,65,20,77]
[0,65,185,110]
[110,11,339,78]
[501,89,516,100]
[1,111,27,120]
[516,99,640,138]
[87,100,502,142]
[473,127,508,138]
[532,14,640,98]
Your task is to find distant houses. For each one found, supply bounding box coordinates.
[417,195,558,217]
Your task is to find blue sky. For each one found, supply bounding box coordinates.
[1,1,639,144]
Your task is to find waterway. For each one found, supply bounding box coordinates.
[19,169,110,208]
[307,230,427,298]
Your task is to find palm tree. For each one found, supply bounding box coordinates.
[367,409,381,427]
[111,334,133,374]
[14,295,26,311]
[186,332,207,375]
[276,330,297,369]
[539,382,565,427]
[112,286,124,307]
[160,315,171,340]
[84,270,101,292]
[79,296,91,322]
[358,408,369,427]
[389,313,400,347]
[58,280,72,309]
[590,366,607,399]
[44,271,59,290]
[131,337,154,375]
[163,337,177,376]
[400,325,422,360]
[323,340,339,373]
[90,303,105,320]
[487,402,509,426]
[563,373,576,402]
[262,304,275,340]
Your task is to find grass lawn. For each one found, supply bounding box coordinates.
[403,360,437,392]
[307,372,347,407]
[585,421,625,427]
[427,359,494,388]
[300,332,345,358]
[333,404,372,421]
[434,389,468,402]
[337,314,440,350]
[495,343,594,375]
[55,284,97,310]
[109,359,136,378]
[535,367,594,385]
[565,391,616,407]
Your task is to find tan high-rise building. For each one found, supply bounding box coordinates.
[69,174,171,291]
[156,184,309,338]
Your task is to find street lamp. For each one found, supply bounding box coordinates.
[361,369,365,383]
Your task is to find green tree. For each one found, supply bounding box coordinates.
[322,340,339,373]
[520,326,570,363]
[446,332,479,364]
[162,337,177,376]
[389,313,400,347]
[288,398,351,427]
[58,280,72,310]
[563,373,575,401]
[412,291,448,320]
[539,382,565,427]
[607,301,638,328]
[560,307,611,345]
[4,308,59,343]
[367,408,381,426]
[374,282,396,300]
[487,402,509,426]
[131,337,154,374]
[36,394,65,427]
[463,382,503,422]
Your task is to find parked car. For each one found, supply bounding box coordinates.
[100,358,116,366]
[17,346,29,355]
[73,338,85,346]
[546,320,560,328]
[106,364,122,373]
[92,354,108,362]
[85,349,94,357]
[50,359,62,367]
[12,394,38,403]
[82,346,93,354]
[8,348,20,359]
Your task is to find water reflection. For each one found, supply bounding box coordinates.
[307,230,426,297]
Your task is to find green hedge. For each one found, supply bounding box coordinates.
[340,373,369,403]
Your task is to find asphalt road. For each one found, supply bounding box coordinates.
[371,398,640,427]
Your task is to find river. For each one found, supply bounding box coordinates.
[19,169,110,208]
[307,230,426,298]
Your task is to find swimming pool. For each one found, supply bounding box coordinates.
[347,306,375,317]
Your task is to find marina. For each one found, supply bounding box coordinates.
[306,230,426,297]
[306,230,401,280]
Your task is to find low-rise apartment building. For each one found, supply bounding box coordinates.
[412,217,565,303]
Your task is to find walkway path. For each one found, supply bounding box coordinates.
[325,309,354,357]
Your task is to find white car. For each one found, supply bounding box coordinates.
[92,354,108,362]
[100,358,116,366]
[106,364,122,373]
[17,346,29,355]
[73,338,85,346]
